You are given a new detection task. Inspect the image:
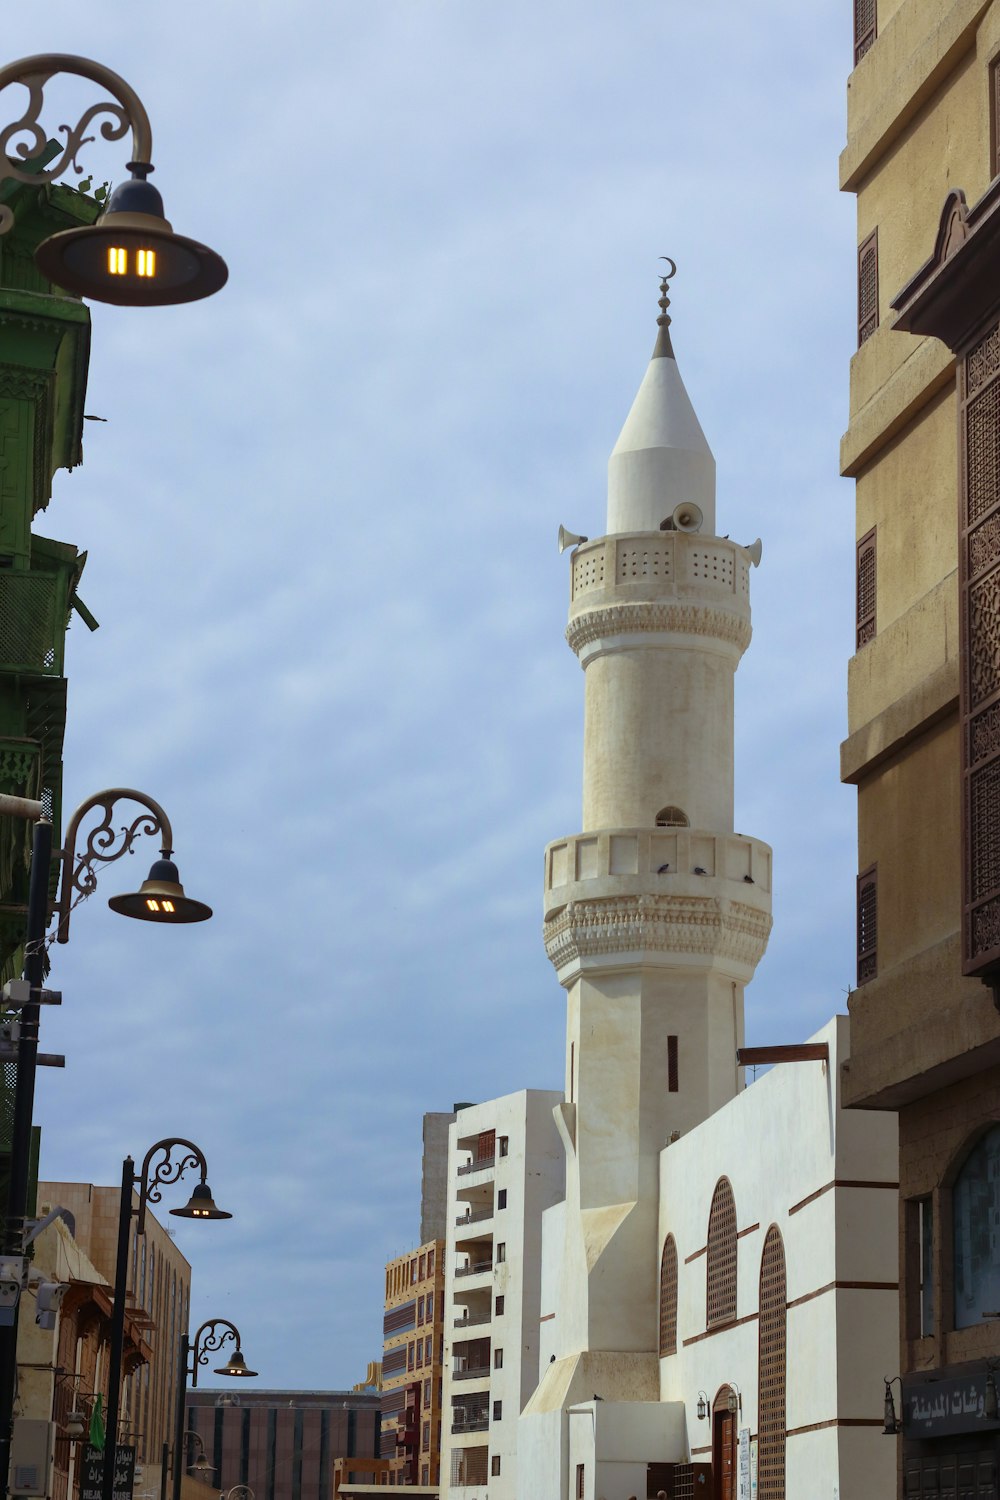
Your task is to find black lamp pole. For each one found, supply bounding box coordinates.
[170,1319,256,1500]
[101,1141,230,1500]
[0,814,51,1497]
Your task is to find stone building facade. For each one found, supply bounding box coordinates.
[839,1,1000,1494]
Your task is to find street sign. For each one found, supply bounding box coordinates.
[80,1444,135,1500]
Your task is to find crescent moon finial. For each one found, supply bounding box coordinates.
[656,257,676,335]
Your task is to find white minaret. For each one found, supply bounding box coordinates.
[537,269,773,1405]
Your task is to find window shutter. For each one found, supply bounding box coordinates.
[857,865,878,985]
[856,528,876,647]
[659,1235,678,1356]
[757,1227,787,1500]
[858,231,879,345]
[854,0,876,63]
[960,319,1000,974]
[706,1179,737,1329]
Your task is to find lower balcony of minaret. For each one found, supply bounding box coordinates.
[542,827,772,983]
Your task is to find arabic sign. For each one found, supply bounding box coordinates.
[738,1427,751,1500]
[902,1374,1000,1437]
[80,1444,136,1500]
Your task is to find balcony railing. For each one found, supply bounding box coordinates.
[452,1365,490,1382]
[455,1206,494,1227]
[453,1314,491,1330]
[451,1418,489,1435]
[458,1155,495,1176]
[454,1260,492,1278]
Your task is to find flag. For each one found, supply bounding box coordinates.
[89,1393,105,1453]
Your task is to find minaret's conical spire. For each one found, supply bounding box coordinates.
[607,261,716,536]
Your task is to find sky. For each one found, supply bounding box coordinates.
[3,1,857,1390]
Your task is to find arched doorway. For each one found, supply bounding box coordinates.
[712,1386,737,1500]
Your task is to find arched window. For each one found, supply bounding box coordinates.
[658,1235,678,1356]
[953,1123,1000,1328]
[757,1226,786,1499]
[706,1178,737,1328]
[655,806,689,827]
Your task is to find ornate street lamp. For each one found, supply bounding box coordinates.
[102,1142,234,1500]
[172,1320,258,1500]
[0,53,227,305]
[179,1430,213,1482]
[56,787,212,941]
[0,791,211,1500]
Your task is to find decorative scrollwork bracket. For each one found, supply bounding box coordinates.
[55,787,174,944]
[131,1136,208,1236]
[188,1318,242,1387]
[0,53,153,236]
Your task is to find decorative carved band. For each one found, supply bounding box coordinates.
[566,601,751,659]
[543,892,771,973]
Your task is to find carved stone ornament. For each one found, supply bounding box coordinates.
[543,892,772,974]
[566,601,752,659]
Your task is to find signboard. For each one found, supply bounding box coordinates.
[902,1373,1000,1438]
[80,1445,136,1500]
[750,1438,757,1500]
[738,1427,751,1500]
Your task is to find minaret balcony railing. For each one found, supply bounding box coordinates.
[568,531,752,609]
[544,827,772,919]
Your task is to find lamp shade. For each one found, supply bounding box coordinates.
[169,1181,231,1221]
[188,1455,214,1479]
[108,856,212,925]
[34,171,228,307]
[214,1350,258,1379]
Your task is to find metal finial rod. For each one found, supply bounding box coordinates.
[658,256,677,326]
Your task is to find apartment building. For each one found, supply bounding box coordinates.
[839,1,1000,1494]
[440,1091,563,1500]
[186,1388,381,1500]
[381,1242,446,1488]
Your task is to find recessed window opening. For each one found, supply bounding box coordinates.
[656,806,689,828]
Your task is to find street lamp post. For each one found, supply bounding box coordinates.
[172,1321,257,1500]
[0,789,211,1500]
[102,1142,232,1500]
[0,53,227,304]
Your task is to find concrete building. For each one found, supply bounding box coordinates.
[440,1091,563,1498]
[186,1389,381,1500]
[39,1181,191,1474]
[381,1241,445,1488]
[838,1,1000,1493]
[509,282,900,1499]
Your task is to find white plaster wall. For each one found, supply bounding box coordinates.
[657,1015,898,1495]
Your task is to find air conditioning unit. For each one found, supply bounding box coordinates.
[9,1420,53,1497]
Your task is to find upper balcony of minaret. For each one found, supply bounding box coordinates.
[565,529,754,669]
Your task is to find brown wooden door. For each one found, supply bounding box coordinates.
[712,1409,735,1500]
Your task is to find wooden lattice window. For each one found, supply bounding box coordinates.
[668,1034,679,1093]
[960,318,1000,974]
[706,1178,737,1328]
[854,0,876,63]
[858,231,879,345]
[991,57,1000,180]
[659,1235,678,1356]
[757,1226,787,1500]
[857,864,877,985]
[856,528,876,647]
[477,1129,495,1161]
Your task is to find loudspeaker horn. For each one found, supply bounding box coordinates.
[671,502,703,534]
[558,525,588,554]
[744,537,763,568]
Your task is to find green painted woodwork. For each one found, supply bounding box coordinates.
[0,174,99,975]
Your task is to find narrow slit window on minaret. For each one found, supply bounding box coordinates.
[668,1036,679,1093]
